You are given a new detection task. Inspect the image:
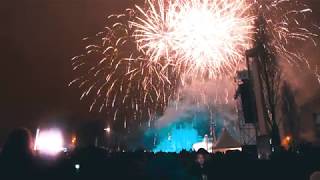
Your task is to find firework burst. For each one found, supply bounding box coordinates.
[131,0,255,79]
[71,0,318,125]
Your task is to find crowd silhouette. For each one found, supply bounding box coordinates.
[1,128,320,180]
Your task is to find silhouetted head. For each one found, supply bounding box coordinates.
[196,149,208,167]
[196,153,205,167]
[310,171,320,180]
[1,128,34,160]
[197,148,209,155]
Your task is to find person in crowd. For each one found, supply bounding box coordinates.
[0,128,37,177]
[310,171,320,180]
[190,149,209,180]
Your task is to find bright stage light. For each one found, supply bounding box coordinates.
[35,128,64,155]
[104,127,111,133]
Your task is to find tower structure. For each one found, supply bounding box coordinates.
[235,70,257,145]
[245,15,281,152]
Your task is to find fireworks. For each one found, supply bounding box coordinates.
[132,0,254,78]
[252,0,317,65]
[71,0,318,125]
[71,10,177,124]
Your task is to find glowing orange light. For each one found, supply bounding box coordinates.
[71,136,77,145]
[281,135,292,149]
[285,136,291,142]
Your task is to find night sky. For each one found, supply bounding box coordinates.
[1,0,320,145]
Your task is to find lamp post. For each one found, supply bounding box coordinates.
[104,126,112,151]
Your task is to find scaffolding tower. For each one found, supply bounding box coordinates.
[235,70,257,145]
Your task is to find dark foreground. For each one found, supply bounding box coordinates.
[1,146,320,180]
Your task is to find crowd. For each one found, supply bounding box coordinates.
[1,128,320,180]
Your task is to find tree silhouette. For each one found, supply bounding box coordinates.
[281,81,300,142]
[246,15,282,147]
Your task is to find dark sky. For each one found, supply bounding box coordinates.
[0,0,138,145]
[1,0,320,145]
